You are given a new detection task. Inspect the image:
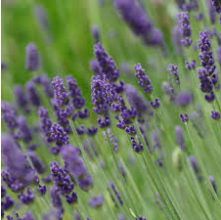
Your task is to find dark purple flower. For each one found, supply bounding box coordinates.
[88,194,104,208]
[179,113,188,123]
[14,85,29,112]
[18,188,35,204]
[175,125,186,151]
[89,58,102,76]
[207,0,216,24]
[17,116,32,143]
[185,60,196,70]
[1,134,36,192]
[65,192,78,204]
[188,155,200,174]
[1,184,6,198]
[91,25,100,43]
[150,98,160,109]
[178,12,192,47]
[41,74,54,97]
[87,126,98,136]
[73,210,82,220]
[136,216,146,220]
[205,91,215,102]
[38,184,47,195]
[25,42,39,71]
[162,81,174,99]
[1,101,18,130]
[50,161,74,195]
[49,123,69,147]
[78,173,93,191]
[217,46,221,68]
[175,91,192,107]
[50,186,63,209]
[66,75,85,109]
[26,81,41,106]
[52,76,69,106]
[211,110,221,120]
[94,42,120,82]
[134,63,153,94]
[28,151,46,174]
[168,64,180,86]
[211,0,221,14]
[38,106,52,138]
[1,195,14,210]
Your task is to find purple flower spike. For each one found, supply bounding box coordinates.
[88,194,104,208]
[39,184,47,195]
[25,42,39,71]
[87,126,98,136]
[1,134,36,192]
[134,63,153,94]
[1,101,18,130]
[26,81,41,106]
[66,192,78,204]
[211,0,221,14]
[78,173,93,191]
[38,106,52,138]
[52,76,69,107]
[94,42,120,82]
[175,125,186,151]
[175,91,192,107]
[168,64,180,85]
[211,110,221,120]
[179,113,188,123]
[50,161,74,195]
[14,85,29,112]
[28,151,46,174]
[18,188,35,204]
[49,123,69,147]
[198,31,216,75]
[50,186,63,210]
[17,116,32,143]
[150,98,160,109]
[91,25,100,43]
[41,74,54,97]
[178,12,192,47]
[66,75,85,109]
[2,195,14,211]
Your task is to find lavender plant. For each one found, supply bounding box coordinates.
[1,0,221,220]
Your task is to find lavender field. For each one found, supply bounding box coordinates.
[1,0,221,220]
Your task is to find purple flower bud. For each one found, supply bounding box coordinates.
[52,76,69,106]
[89,58,102,76]
[87,126,98,136]
[18,188,35,204]
[41,74,54,97]
[175,125,186,151]
[94,42,120,82]
[17,116,32,143]
[78,173,93,191]
[179,113,188,123]
[38,106,52,138]
[65,192,78,204]
[188,155,200,173]
[14,85,29,112]
[211,110,221,120]
[168,64,180,85]
[50,161,74,195]
[150,98,160,109]
[2,195,14,211]
[25,42,39,71]
[50,186,63,210]
[178,12,192,47]
[136,216,146,220]
[211,0,221,14]
[88,194,104,208]
[1,134,36,192]
[28,151,46,174]
[26,81,41,106]
[134,63,153,94]
[175,91,192,107]
[38,184,47,195]
[91,25,100,43]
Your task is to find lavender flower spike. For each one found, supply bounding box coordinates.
[175,125,186,150]
[88,194,104,208]
[1,134,35,192]
[134,63,153,94]
[26,81,41,106]
[178,12,192,47]
[211,111,221,120]
[25,42,39,71]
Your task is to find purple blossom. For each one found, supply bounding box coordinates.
[87,126,98,136]
[175,125,186,151]
[1,195,14,211]
[1,134,36,192]
[17,116,32,143]
[134,63,153,94]
[14,85,29,112]
[34,4,49,31]
[26,81,41,106]
[211,110,221,120]
[52,76,69,106]
[188,155,200,174]
[88,194,104,208]
[207,0,216,24]
[175,91,192,107]
[18,188,35,204]
[41,74,54,97]
[50,186,63,210]
[150,98,160,109]
[178,12,192,47]
[28,151,46,174]
[91,25,100,43]
[49,123,69,147]
[38,106,52,138]
[89,58,102,76]
[109,181,123,206]
[66,75,85,109]
[38,184,47,195]
[185,60,196,70]
[94,42,120,82]
[211,0,221,14]
[25,42,39,71]
[168,64,180,85]
[209,175,217,194]
[179,113,188,123]
[65,192,78,204]
[50,161,74,195]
